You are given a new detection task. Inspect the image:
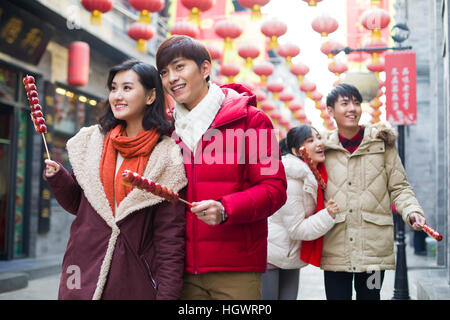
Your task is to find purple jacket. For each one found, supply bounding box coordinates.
[46,126,188,300]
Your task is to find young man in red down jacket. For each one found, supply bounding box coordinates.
[156,35,287,300]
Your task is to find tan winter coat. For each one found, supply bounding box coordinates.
[321,122,424,272]
[267,154,335,269]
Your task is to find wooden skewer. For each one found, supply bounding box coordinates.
[41,133,51,161]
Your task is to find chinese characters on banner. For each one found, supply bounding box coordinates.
[385,50,417,125]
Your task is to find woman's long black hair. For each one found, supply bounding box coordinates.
[98,59,171,135]
[283,124,318,156]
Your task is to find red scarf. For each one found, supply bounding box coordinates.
[100,124,160,216]
[300,161,328,267]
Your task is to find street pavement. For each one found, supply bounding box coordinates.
[0,244,428,300]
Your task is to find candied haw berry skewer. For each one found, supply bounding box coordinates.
[23,75,51,160]
[299,147,327,190]
[122,170,192,206]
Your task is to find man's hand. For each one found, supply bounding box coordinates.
[191,200,225,226]
[409,212,426,230]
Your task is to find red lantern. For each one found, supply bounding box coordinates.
[361,8,390,31]
[266,80,284,100]
[260,100,276,113]
[310,91,323,103]
[129,0,164,24]
[279,91,294,107]
[261,19,287,50]
[206,44,222,61]
[81,0,113,25]
[253,61,274,84]
[170,21,199,38]
[362,38,388,56]
[238,44,260,68]
[238,0,270,19]
[311,14,338,37]
[288,100,303,113]
[367,59,385,73]
[220,64,240,83]
[214,20,243,52]
[269,109,282,122]
[276,43,300,66]
[295,109,307,123]
[302,0,322,6]
[328,61,348,76]
[290,63,309,84]
[320,40,345,58]
[181,0,215,25]
[68,42,90,87]
[127,22,155,52]
[300,80,316,98]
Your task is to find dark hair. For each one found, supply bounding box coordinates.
[279,138,289,156]
[326,83,363,109]
[98,59,171,135]
[156,35,211,82]
[284,125,318,156]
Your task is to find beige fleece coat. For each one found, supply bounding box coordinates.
[321,122,425,272]
[267,154,335,269]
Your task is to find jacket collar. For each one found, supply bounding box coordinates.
[210,84,256,129]
[66,125,187,226]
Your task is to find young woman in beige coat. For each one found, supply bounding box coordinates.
[262,125,339,300]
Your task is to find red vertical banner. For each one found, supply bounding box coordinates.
[385,50,417,125]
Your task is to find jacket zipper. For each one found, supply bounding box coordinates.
[142,256,158,290]
[191,158,198,275]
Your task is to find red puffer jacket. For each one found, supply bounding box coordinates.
[173,84,287,274]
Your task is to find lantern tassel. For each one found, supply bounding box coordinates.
[139,10,151,24]
[189,8,201,26]
[91,10,102,25]
[137,39,147,52]
[251,5,262,19]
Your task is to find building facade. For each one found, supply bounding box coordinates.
[0,0,169,261]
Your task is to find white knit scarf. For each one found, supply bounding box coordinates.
[173,83,225,152]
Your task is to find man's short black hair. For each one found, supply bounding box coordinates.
[326,83,363,109]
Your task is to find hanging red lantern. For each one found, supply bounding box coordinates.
[295,109,307,123]
[220,63,240,83]
[260,100,276,113]
[288,100,303,113]
[366,59,385,73]
[238,0,270,19]
[362,38,388,54]
[328,61,348,76]
[181,0,215,25]
[269,109,282,123]
[261,19,287,50]
[170,21,199,38]
[253,61,274,84]
[127,22,155,52]
[311,14,339,37]
[290,63,309,84]
[300,80,316,98]
[266,80,284,100]
[279,91,294,107]
[81,0,113,25]
[276,43,300,67]
[302,0,322,6]
[68,42,90,87]
[206,44,222,61]
[238,44,260,68]
[214,19,243,52]
[361,8,390,33]
[129,0,164,24]
[320,40,345,58]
